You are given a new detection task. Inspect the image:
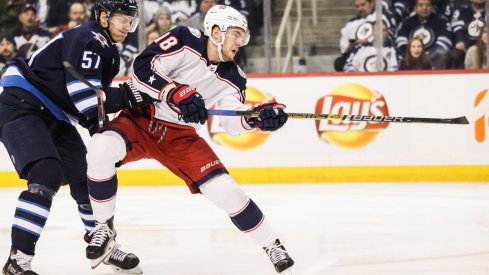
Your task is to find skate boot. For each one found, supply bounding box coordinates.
[2,248,38,275]
[84,227,143,274]
[103,244,142,274]
[264,239,294,273]
[86,220,117,269]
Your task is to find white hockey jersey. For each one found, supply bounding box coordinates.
[131,26,252,136]
[344,43,398,72]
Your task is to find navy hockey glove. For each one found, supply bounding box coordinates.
[168,84,208,124]
[246,102,288,131]
[120,81,156,110]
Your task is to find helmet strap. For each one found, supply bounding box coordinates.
[209,31,226,62]
[99,11,116,43]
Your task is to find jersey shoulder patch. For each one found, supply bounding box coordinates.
[169,25,205,54]
[187,26,202,38]
[90,31,110,48]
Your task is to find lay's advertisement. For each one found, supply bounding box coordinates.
[1,72,489,185]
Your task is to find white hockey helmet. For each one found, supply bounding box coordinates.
[203,5,250,45]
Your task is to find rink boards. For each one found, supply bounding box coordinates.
[1,70,489,186]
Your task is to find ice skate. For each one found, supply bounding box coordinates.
[103,244,143,274]
[86,221,117,269]
[2,248,38,275]
[264,239,294,273]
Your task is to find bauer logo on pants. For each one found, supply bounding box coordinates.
[207,86,275,151]
[315,83,389,149]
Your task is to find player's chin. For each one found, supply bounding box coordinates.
[113,33,128,43]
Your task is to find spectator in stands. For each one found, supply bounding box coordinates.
[164,0,197,24]
[392,0,456,23]
[335,0,396,72]
[344,21,398,72]
[0,0,25,34]
[0,34,18,77]
[48,2,87,35]
[465,27,487,69]
[399,37,433,70]
[11,3,52,59]
[186,0,216,31]
[446,0,485,69]
[145,6,176,37]
[396,0,453,69]
[83,0,95,21]
[146,29,160,46]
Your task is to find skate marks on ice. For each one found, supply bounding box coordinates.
[1,183,489,274]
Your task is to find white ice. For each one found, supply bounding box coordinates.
[1,183,489,275]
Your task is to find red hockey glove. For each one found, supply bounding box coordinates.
[246,102,288,131]
[168,84,208,124]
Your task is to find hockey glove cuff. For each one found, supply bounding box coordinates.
[168,83,208,124]
[120,81,157,110]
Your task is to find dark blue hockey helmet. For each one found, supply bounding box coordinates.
[95,0,139,31]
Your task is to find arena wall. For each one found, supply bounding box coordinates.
[1,70,488,186]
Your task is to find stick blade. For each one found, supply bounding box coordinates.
[465,90,489,123]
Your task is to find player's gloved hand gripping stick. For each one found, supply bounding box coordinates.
[64,61,155,129]
[64,61,107,128]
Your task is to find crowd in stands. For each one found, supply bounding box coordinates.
[0,0,263,77]
[1,0,487,76]
[336,0,488,72]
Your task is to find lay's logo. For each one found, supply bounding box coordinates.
[315,83,389,149]
[474,90,488,143]
[207,86,275,150]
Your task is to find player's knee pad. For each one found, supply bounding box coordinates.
[200,173,249,215]
[26,158,62,196]
[87,131,127,179]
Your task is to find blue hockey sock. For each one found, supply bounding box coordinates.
[78,203,96,233]
[230,199,265,232]
[12,190,52,255]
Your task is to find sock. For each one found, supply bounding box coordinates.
[88,174,118,223]
[12,191,52,255]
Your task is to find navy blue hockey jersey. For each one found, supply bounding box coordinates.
[0,21,121,124]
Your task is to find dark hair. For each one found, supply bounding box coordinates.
[0,34,16,48]
[415,0,432,5]
[401,37,432,70]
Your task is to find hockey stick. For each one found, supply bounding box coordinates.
[63,61,106,128]
[208,93,489,124]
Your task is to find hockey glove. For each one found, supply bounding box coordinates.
[168,84,208,124]
[120,81,157,110]
[246,102,288,131]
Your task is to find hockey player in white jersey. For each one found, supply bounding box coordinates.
[85,5,294,274]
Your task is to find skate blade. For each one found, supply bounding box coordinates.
[90,239,118,269]
[109,264,143,274]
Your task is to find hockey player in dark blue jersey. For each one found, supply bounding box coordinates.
[0,0,154,274]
